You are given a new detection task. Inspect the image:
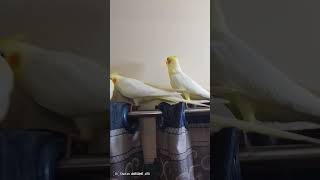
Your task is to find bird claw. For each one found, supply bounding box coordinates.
[185,103,190,110]
[185,103,196,109]
[243,132,252,148]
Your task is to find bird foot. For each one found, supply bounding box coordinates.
[185,103,193,110]
[243,132,252,148]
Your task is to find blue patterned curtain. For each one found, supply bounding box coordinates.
[110,102,144,179]
[157,102,210,180]
[0,130,65,180]
[110,102,210,180]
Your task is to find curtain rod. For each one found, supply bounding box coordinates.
[128,108,210,117]
[58,157,109,170]
[239,145,320,161]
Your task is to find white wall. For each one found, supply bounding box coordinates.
[111,0,210,89]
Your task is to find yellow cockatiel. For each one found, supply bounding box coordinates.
[166,56,210,100]
[0,39,106,140]
[110,73,209,107]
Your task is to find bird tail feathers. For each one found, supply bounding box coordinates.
[161,96,210,108]
[213,115,320,144]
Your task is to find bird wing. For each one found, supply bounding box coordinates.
[213,0,320,120]
[171,72,210,99]
[214,31,320,119]
[144,82,185,93]
[17,49,106,116]
[117,77,180,99]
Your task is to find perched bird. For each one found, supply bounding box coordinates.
[110,73,209,107]
[212,0,320,125]
[0,54,13,122]
[110,79,114,100]
[0,39,106,140]
[166,56,210,100]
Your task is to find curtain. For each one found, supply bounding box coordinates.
[110,102,210,180]
[212,128,241,180]
[110,102,144,180]
[0,130,65,180]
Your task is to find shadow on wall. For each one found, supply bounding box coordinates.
[111,61,146,78]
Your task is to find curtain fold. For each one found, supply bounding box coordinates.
[110,102,144,179]
[212,128,241,180]
[157,102,210,180]
[110,102,210,180]
[0,130,65,180]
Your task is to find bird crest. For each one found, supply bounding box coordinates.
[166,56,182,74]
[110,72,121,84]
[166,56,178,65]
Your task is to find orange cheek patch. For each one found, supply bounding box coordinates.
[7,52,21,69]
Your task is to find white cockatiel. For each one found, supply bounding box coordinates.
[0,40,106,140]
[166,56,210,100]
[110,79,114,100]
[212,0,320,125]
[0,55,13,122]
[110,73,209,107]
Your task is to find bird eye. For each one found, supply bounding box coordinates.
[0,49,5,58]
[7,52,21,69]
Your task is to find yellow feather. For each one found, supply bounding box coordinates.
[0,34,26,48]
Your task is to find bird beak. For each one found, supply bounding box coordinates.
[7,52,21,70]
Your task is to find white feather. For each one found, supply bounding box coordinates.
[116,76,180,99]
[11,42,106,117]
[112,74,209,107]
[170,71,210,99]
[166,57,210,100]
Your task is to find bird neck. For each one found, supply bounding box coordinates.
[168,65,182,75]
